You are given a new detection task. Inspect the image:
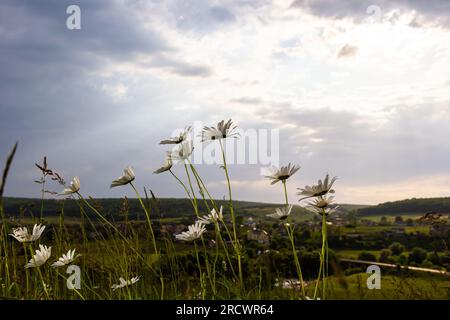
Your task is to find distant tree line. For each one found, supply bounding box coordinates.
[2,197,281,219]
[357,197,450,216]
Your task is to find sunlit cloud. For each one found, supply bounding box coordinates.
[338,174,450,205]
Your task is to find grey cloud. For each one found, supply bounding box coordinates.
[163,61,213,78]
[290,0,450,28]
[0,0,182,198]
[290,0,369,20]
[220,78,260,87]
[280,36,302,49]
[210,6,236,22]
[337,44,358,58]
[253,102,450,187]
[0,0,174,128]
[171,1,236,33]
[230,97,292,107]
[0,0,212,140]
[0,0,171,65]
[143,55,213,78]
[1,0,449,205]
[230,97,262,105]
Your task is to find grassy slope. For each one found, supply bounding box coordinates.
[326,273,450,300]
[261,273,450,299]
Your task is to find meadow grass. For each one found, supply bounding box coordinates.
[1,123,448,300]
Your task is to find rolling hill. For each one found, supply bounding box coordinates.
[1,197,314,222]
[7,196,450,221]
[357,197,450,216]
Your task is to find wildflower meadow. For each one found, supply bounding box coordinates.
[0,119,344,300]
[2,119,448,301]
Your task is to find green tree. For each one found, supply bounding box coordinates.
[427,252,441,266]
[389,242,405,255]
[421,260,434,268]
[379,249,391,262]
[394,216,403,224]
[398,253,408,265]
[408,247,427,264]
[358,251,377,261]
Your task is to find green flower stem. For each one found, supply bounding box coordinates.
[54,270,86,300]
[191,160,237,280]
[188,163,213,214]
[188,161,218,211]
[214,221,238,280]
[285,224,306,298]
[0,201,12,290]
[313,251,323,299]
[193,240,205,299]
[218,141,237,240]
[313,208,328,300]
[73,195,105,245]
[57,269,104,299]
[129,182,165,299]
[219,140,243,289]
[213,220,237,277]
[184,163,199,216]
[76,192,160,280]
[28,244,50,299]
[76,193,129,243]
[186,164,218,296]
[39,178,45,222]
[282,180,289,206]
[220,219,237,249]
[321,210,328,298]
[186,160,239,282]
[169,169,195,208]
[282,180,306,298]
[23,242,30,296]
[182,161,215,294]
[129,182,158,255]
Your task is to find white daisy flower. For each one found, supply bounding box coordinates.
[264,163,300,185]
[25,244,52,268]
[200,119,239,142]
[110,166,135,188]
[111,276,141,290]
[306,195,339,216]
[168,140,194,163]
[59,176,80,195]
[197,206,224,225]
[197,216,211,225]
[51,249,81,268]
[267,205,293,220]
[153,153,173,174]
[175,221,206,241]
[297,174,337,201]
[9,224,45,242]
[159,126,191,145]
[309,195,335,209]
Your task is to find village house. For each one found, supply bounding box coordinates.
[246,228,270,245]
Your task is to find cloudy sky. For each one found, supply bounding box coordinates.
[1,0,450,205]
